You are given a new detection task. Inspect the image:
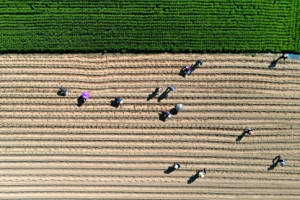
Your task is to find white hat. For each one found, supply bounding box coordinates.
[198,172,204,178]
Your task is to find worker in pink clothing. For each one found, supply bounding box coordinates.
[185,65,192,75]
[155,87,163,93]
[115,96,123,104]
[162,109,172,119]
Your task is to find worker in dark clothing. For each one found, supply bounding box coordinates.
[277,156,286,166]
[60,87,68,96]
[196,59,204,66]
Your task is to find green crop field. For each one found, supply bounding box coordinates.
[0,0,299,53]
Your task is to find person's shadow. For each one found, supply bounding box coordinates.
[236,130,246,142]
[110,100,119,108]
[77,96,85,107]
[187,171,199,184]
[164,166,175,174]
[147,90,158,101]
[191,63,198,72]
[268,155,280,171]
[178,66,187,77]
[158,113,166,122]
[57,90,66,97]
[170,108,178,115]
[268,59,279,69]
[157,91,168,102]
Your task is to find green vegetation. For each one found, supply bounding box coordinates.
[0,0,299,53]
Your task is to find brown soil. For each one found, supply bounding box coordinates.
[0,53,299,199]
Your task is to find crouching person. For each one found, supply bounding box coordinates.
[162,109,172,119]
[173,163,181,170]
[115,96,123,105]
[197,168,206,178]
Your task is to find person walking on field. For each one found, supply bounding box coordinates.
[245,128,253,136]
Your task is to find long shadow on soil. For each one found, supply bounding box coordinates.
[187,173,198,184]
[110,100,119,108]
[147,91,158,101]
[268,59,279,69]
[170,108,178,115]
[236,131,246,142]
[268,155,280,171]
[57,91,66,97]
[191,63,199,72]
[158,113,166,122]
[157,92,168,102]
[77,96,85,107]
[164,166,175,174]
[178,67,187,78]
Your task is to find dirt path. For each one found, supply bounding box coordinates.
[0,53,299,199]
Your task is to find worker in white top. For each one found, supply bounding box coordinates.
[173,163,181,170]
[245,128,253,136]
[197,168,206,178]
[155,87,163,93]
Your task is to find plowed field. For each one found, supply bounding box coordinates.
[0,53,299,199]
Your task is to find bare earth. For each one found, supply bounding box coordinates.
[0,53,299,199]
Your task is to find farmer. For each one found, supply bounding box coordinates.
[155,87,163,93]
[173,163,181,170]
[169,86,176,91]
[162,109,172,119]
[197,168,206,178]
[115,96,123,104]
[277,156,286,166]
[196,59,204,66]
[245,128,253,136]
[185,65,192,75]
[166,86,176,93]
[60,87,68,96]
[283,54,288,60]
